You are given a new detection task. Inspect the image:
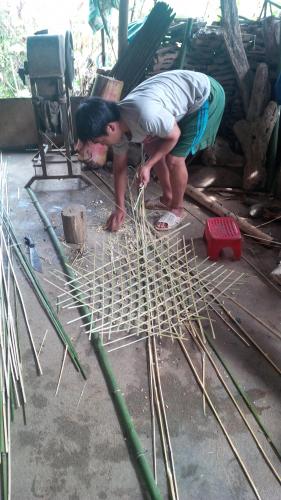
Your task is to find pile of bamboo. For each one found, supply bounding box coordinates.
[111,1,175,97]
[0,158,87,499]
[0,159,40,500]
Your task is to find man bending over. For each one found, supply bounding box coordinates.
[75,70,225,232]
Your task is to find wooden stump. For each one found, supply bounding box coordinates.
[61,204,86,244]
[91,73,124,101]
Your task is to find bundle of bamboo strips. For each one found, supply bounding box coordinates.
[0,157,87,499]
[110,2,175,98]
[2,211,86,379]
[0,159,32,499]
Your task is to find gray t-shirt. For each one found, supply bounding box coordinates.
[113,70,210,155]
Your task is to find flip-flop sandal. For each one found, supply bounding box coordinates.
[145,197,170,210]
[155,211,185,231]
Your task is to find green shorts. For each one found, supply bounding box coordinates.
[171,76,225,158]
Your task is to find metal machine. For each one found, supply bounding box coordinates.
[19,30,89,187]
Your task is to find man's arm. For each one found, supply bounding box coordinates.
[138,122,181,186]
[105,152,128,231]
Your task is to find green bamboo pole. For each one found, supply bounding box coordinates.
[2,212,86,379]
[26,188,162,500]
[178,18,193,70]
[1,454,8,500]
[0,390,4,454]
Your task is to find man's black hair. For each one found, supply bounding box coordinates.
[75,97,120,142]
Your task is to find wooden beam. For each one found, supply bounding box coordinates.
[118,0,129,58]
[246,63,270,122]
[221,0,252,113]
[234,100,278,190]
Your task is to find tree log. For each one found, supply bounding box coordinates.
[262,17,280,66]
[185,184,273,245]
[234,101,278,190]
[221,0,252,113]
[246,63,270,121]
[61,204,86,244]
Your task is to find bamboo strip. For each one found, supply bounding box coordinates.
[76,381,87,409]
[55,346,68,396]
[0,228,42,375]
[223,293,281,341]
[152,337,179,500]
[178,339,261,500]
[188,330,281,484]
[38,329,48,357]
[147,340,157,482]
[202,352,206,416]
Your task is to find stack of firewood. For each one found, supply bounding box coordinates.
[149,17,280,141]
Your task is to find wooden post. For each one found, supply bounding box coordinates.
[61,204,86,244]
[221,0,252,113]
[101,28,106,66]
[118,0,129,58]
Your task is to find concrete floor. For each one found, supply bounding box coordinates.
[3,152,281,500]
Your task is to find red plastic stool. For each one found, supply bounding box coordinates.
[204,217,242,260]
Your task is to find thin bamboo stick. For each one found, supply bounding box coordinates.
[202,352,206,416]
[0,232,42,375]
[223,292,281,341]
[152,337,179,500]
[147,340,157,482]
[178,339,261,500]
[187,327,281,482]
[55,346,68,396]
[38,329,48,357]
[76,381,88,408]
[150,344,176,500]
[243,257,281,296]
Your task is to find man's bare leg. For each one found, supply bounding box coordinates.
[155,154,188,229]
[152,160,173,207]
[144,142,172,207]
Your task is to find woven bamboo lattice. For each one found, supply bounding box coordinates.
[53,203,243,352]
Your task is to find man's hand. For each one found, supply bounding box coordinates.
[105,209,126,232]
[138,164,151,188]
